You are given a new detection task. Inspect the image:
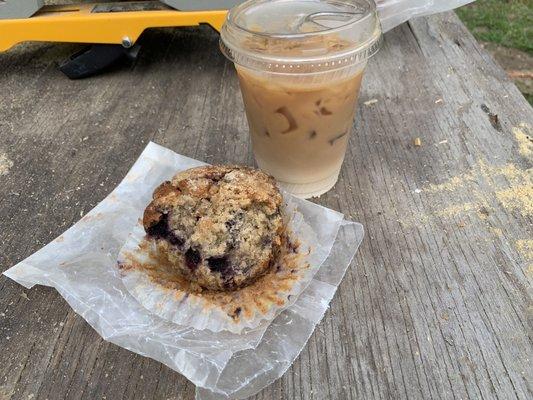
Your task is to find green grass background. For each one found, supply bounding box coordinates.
[456,0,532,54]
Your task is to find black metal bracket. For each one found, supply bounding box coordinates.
[59,43,141,79]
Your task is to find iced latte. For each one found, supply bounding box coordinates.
[221,0,382,197]
[237,66,363,196]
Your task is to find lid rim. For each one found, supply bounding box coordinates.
[220,32,382,73]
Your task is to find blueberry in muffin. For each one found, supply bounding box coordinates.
[142,166,284,291]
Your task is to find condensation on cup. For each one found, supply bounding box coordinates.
[221,0,382,198]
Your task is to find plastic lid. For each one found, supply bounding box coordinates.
[220,0,382,73]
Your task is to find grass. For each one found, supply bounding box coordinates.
[456,0,532,54]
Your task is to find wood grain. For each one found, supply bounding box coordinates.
[0,12,531,400]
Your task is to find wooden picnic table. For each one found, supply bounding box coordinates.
[1,11,532,400]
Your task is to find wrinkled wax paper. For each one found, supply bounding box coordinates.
[4,142,364,399]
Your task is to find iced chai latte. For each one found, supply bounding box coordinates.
[221,0,382,198]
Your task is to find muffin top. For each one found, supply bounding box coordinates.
[143,165,284,291]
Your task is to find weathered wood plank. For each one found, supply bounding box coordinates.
[0,10,531,400]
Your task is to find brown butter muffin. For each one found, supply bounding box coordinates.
[143,165,284,291]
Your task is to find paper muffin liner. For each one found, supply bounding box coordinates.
[117,197,341,334]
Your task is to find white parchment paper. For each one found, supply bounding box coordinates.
[3,142,364,399]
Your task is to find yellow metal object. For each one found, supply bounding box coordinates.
[0,3,227,52]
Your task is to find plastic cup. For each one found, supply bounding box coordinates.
[220,0,382,198]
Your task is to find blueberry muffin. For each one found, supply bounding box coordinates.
[143,165,284,291]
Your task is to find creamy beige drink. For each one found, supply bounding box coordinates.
[237,66,363,190]
[221,0,382,198]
